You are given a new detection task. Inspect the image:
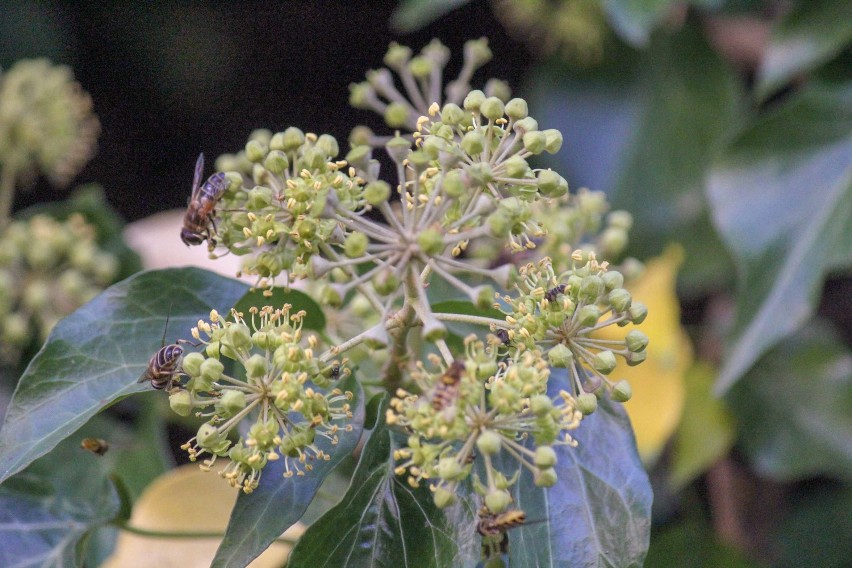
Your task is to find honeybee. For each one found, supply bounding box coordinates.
[137,312,185,390]
[80,438,109,456]
[544,284,566,303]
[431,359,465,411]
[181,152,229,246]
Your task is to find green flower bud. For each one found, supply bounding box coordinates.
[433,486,456,508]
[505,98,528,120]
[346,145,372,170]
[629,302,648,324]
[601,271,624,291]
[245,139,267,163]
[530,394,553,417]
[579,275,604,303]
[316,134,339,157]
[408,150,432,173]
[612,380,632,402]
[466,162,493,187]
[205,341,222,359]
[439,171,463,199]
[197,423,229,454]
[408,55,432,78]
[244,354,267,379]
[437,457,465,481]
[472,285,495,311]
[534,446,557,468]
[348,125,373,147]
[577,305,601,328]
[181,352,205,377]
[417,228,444,256]
[625,350,647,366]
[523,131,546,154]
[461,131,485,156]
[464,38,492,67]
[593,350,617,374]
[216,389,247,417]
[319,283,343,308]
[224,324,252,352]
[534,467,558,487]
[487,210,511,238]
[476,430,502,455]
[625,330,649,352]
[608,288,632,312]
[384,136,410,164]
[344,231,369,258]
[476,359,498,380]
[577,393,598,415]
[200,357,224,383]
[513,117,538,134]
[422,316,447,342]
[440,103,465,125]
[600,227,628,256]
[536,170,568,198]
[384,102,410,128]
[484,79,511,102]
[372,269,399,296]
[503,155,529,178]
[263,150,289,175]
[23,280,50,311]
[485,490,512,514]
[169,390,192,417]
[548,344,574,368]
[480,96,505,121]
[608,210,633,230]
[384,42,412,68]
[543,129,563,154]
[3,313,29,345]
[247,186,273,209]
[421,135,445,159]
[225,171,243,191]
[348,81,374,109]
[281,127,306,151]
[463,90,485,113]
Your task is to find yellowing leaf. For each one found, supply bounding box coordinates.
[103,464,303,568]
[597,245,692,464]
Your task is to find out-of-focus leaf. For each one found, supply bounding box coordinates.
[103,464,300,568]
[287,394,480,568]
[771,482,852,568]
[212,375,365,568]
[669,362,736,490]
[645,520,758,568]
[533,23,740,294]
[727,322,852,482]
[231,287,326,331]
[707,83,852,393]
[490,370,652,567]
[390,0,472,33]
[0,416,122,568]
[17,184,143,280]
[597,245,691,464]
[756,0,852,100]
[0,268,249,484]
[601,0,721,47]
[109,399,173,501]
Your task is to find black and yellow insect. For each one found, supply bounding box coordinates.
[80,438,109,455]
[431,359,466,411]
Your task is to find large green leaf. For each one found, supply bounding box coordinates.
[211,375,365,567]
[756,0,852,101]
[231,287,326,331]
[0,415,122,568]
[489,370,652,567]
[726,322,852,482]
[645,520,758,568]
[390,0,471,33]
[707,83,852,393]
[601,0,721,47]
[287,394,480,568]
[533,22,740,295]
[0,268,248,484]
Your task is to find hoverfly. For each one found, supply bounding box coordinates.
[544,283,566,303]
[478,507,527,564]
[431,359,466,411]
[80,438,109,456]
[137,311,184,391]
[181,152,229,246]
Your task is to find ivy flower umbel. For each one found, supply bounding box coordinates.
[498,252,649,412]
[387,338,582,511]
[170,305,353,493]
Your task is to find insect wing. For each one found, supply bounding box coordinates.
[191,153,205,199]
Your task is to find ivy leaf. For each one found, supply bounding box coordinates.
[211,375,366,568]
[491,369,652,567]
[0,268,249,484]
[756,0,852,101]
[601,0,721,47]
[390,0,472,33]
[287,394,480,568]
[726,322,852,482]
[707,83,852,393]
[0,415,123,568]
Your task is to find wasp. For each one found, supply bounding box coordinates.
[137,311,185,390]
[544,284,566,303]
[181,152,230,246]
[80,438,109,456]
[431,359,466,411]
[478,507,527,561]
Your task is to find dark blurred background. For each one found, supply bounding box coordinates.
[1,0,529,222]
